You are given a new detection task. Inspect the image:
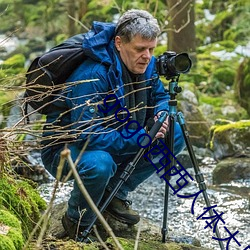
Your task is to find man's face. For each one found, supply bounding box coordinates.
[115,35,157,74]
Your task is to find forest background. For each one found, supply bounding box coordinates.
[0,0,250,124]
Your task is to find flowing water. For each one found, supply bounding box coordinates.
[38,156,250,250]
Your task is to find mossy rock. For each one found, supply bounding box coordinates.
[209,120,250,160]
[106,237,211,250]
[199,92,248,122]
[213,157,250,184]
[0,209,24,250]
[0,174,47,239]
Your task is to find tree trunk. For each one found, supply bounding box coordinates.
[67,0,76,36]
[78,0,88,20]
[167,0,196,63]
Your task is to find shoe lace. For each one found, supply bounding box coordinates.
[123,199,132,209]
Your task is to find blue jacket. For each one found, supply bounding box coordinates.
[44,21,170,156]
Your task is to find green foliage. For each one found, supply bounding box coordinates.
[196,0,250,47]
[1,54,25,69]
[0,54,26,84]
[213,67,235,86]
[199,91,248,121]
[234,57,250,115]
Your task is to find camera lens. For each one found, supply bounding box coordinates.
[174,53,192,73]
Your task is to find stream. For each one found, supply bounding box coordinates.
[38,155,250,250]
[1,33,249,249]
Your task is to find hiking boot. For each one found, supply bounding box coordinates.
[105,196,140,225]
[61,213,97,243]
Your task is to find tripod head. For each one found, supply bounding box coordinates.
[168,76,182,100]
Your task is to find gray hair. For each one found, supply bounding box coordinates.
[115,9,160,43]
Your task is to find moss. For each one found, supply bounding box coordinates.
[7,228,24,249]
[213,67,235,86]
[0,235,16,250]
[1,54,25,69]
[209,120,250,151]
[213,120,250,133]
[0,209,24,249]
[235,57,250,116]
[199,95,224,107]
[0,174,47,239]
[106,237,207,250]
[0,209,21,229]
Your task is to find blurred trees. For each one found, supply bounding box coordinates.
[166,0,196,61]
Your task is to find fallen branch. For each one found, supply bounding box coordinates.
[62,148,124,250]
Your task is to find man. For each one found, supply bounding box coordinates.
[41,9,186,241]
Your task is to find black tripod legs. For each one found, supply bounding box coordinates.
[177,112,225,250]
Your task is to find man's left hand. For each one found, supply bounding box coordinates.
[154,112,169,139]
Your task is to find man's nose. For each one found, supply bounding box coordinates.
[142,49,151,59]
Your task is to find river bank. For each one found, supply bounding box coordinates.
[38,155,250,250]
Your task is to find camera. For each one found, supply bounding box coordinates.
[156,51,192,79]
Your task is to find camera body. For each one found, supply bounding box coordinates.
[156,51,192,79]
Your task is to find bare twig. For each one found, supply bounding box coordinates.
[134,220,142,250]
[61,148,124,250]
[68,14,90,31]
[93,225,110,250]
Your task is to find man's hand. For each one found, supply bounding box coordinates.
[154,111,169,139]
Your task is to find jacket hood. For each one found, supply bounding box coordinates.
[82,21,116,65]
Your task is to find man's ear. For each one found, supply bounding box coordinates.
[115,36,122,51]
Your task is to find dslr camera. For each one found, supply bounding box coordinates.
[156,51,192,79]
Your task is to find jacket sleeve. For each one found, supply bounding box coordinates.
[65,61,146,156]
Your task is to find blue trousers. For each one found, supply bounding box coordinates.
[41,122,185,226]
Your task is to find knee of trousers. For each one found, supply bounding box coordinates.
[77,150,117,182]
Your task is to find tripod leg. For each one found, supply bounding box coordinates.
[162,115,175,243]
[82,112,168,240]
[177,112,225,250]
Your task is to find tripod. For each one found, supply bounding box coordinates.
[82,77,225,250]
[161,77,225,250]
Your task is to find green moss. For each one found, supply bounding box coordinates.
[213,67,235,86]
[0,209,21,229]
[1,54,25,69]
[209,120,250,150]
[199,95,224,107]
[0,235,16,250]
[213,120,250,133]
[0,175,47,239]
[106,237,206,250]
[7,228,24,249]
[0,209,24,249]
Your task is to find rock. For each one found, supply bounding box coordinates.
[209,120,250,160]
[43,201,212,250]
[213,157,250,184]
[179,100,211,148]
